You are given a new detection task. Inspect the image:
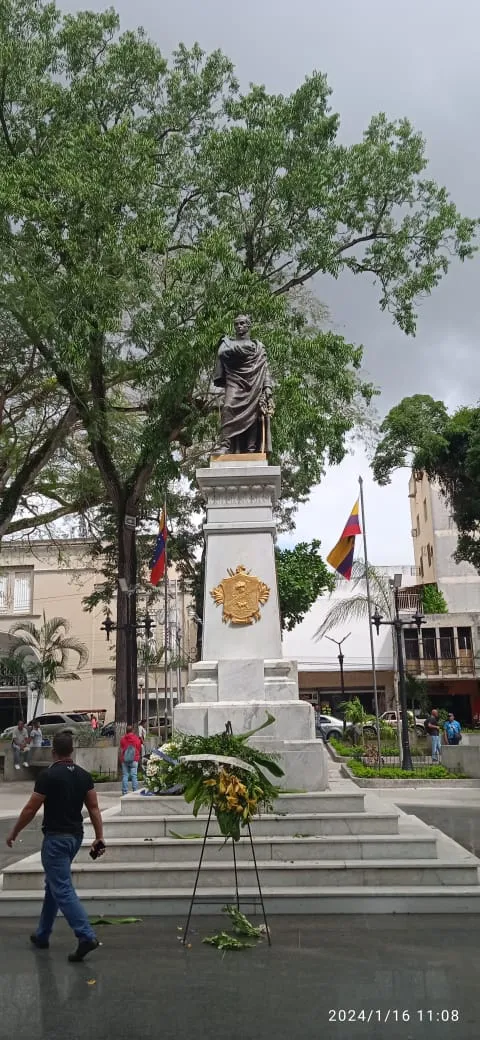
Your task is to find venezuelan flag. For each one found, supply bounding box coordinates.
[326,499,361,581]
[150,510,167,586]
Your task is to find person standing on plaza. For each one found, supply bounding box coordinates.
[444,712,462,745]
[29,718,43,749]
[5,730,105,962]
[11,719,30,770]
[426,708,441,763]
[90,713,98,732]
[138,718,147,770]
[120,725,142,795]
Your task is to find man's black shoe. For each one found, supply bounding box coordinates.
[30,934,49,949]
[68,938,100,963]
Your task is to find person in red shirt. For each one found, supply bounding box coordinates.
[119,725,142,795]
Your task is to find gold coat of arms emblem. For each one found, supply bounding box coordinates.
[210,565,270,625]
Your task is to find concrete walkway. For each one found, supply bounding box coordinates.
[1,915,476,1040]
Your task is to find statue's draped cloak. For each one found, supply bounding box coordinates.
[213,337,272,451]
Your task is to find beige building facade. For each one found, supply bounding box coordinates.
[0,539,195,729]
[409,471,480,611]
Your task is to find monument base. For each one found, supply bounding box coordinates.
[175,656,328,791]
[175,458,329,792]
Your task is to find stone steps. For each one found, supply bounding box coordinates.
[2,780,480,914]
[75,833,437,863]
[3,885,480,916]
[119,792,366,817]
[100,810,401,839]
[4,857,478,891]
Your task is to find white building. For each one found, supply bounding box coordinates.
[283,565,418,716]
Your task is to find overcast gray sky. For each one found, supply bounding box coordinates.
[66,0,480,563]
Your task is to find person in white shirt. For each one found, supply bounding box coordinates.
[29,719,43,748]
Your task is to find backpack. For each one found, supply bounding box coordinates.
[123,743,136,765]
[423,718,430,735]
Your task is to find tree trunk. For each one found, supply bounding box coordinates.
[115,512,139,726]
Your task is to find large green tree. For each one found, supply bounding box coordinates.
[372,396,480,571]
[0,1,475,721]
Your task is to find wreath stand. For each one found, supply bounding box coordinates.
[182,728,272,946]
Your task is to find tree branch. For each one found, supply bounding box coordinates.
[0,68,15,156]
[273,230,390,296]
[0,405,78,541]
[5,498,99,536]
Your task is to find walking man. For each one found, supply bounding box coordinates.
[11,719,30,770]
[426,708,441,763]
[120,724,142,795]
[6,731,105,962]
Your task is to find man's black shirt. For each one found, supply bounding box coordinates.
[34,761,94,836]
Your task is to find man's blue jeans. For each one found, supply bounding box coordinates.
[12,745,29,766]
[431,734,441,762]
[35,834,96,944]
[122,760,138,795]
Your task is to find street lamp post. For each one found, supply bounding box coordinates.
[371,589,425,772]
[100,609,155,725]
[325,633,351,733]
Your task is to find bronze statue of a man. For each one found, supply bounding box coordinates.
[213,315,274,455]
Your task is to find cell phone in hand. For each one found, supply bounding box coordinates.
[89,840,106,860]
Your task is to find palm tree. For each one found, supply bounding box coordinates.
[9,612,89,718]
[315,559,395,636]
[315,559,402,754]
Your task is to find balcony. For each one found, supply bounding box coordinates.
[397,589,422,613]
[406,651,475,679]
[0,674,28,697]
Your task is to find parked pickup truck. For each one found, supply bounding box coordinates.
[379,710,426,737]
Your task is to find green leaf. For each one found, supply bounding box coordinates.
[222,905,265,938]
[247,752,285,778]
[89,917,142,925]
[236,712,276,742]
[183,777,203,804]
[202,931,256,950]
[168,831,203,840]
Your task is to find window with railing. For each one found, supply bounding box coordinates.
[404,629,420,660]
[458,627,472,651]
[439,627,455,659]
[422,628,437,660]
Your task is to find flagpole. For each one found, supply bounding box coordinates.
[358,476,382,769]
[163,496,169,744]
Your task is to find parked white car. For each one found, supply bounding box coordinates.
[1,712,91,741]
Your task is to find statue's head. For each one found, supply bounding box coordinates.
[234,314,252,338]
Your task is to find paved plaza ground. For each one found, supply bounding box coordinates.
[0,914,478,1040]
[1,779,479,1039]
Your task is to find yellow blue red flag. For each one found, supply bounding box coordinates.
[327,500,361,580]
[150,509,167,586]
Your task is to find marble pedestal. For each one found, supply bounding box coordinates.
[174,458,327,791]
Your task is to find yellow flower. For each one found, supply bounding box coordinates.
[203,779,217,787]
